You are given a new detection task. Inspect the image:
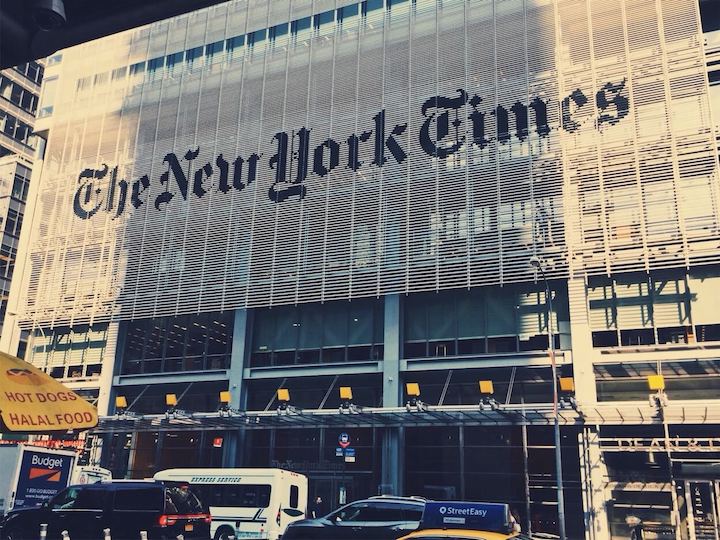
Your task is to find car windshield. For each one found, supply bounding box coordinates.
[164,485,204,514]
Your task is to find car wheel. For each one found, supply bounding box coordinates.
[214,526,236,540]
[3,527,26,540]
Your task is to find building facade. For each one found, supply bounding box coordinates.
[3,0,720,538]
[0,60,44,340]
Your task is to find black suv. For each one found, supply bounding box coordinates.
[0,481,210,540]
[283,496,426,539]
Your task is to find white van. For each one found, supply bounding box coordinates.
[70,465,112,485]
[154,468,308,540]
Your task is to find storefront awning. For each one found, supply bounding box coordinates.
[581,401,720,426]
[93,403,584,433]
[91,399,720,434]
[0,351,98,433]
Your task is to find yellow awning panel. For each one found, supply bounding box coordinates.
[0,351,98,432]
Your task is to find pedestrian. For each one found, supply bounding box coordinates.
[626,515,644,540]
[509,509,522,533]
[311,496,325,519]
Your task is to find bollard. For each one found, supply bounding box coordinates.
[61,531,70,540]
[139,532,148,540]
[103,528,111,540]
[39,523,48,540]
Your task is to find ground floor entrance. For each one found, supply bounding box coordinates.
[100,424,586,538]
[599,425,720,540]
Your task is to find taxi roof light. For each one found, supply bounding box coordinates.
[340,386,353,400]
[115,396,127,409]
[165,394,177,407]
[277,388,290,402]
[419,501,513,535]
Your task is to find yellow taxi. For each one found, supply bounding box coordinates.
[398,501,533,540]
[399,530,529,540]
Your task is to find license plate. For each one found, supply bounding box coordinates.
[185,524,194,532]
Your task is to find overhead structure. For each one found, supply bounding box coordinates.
[0,0,230,69]
[90,399,720,434]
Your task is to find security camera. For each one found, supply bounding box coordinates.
[33,0,67,30]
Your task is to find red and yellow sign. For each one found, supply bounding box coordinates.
[0,351,98,432]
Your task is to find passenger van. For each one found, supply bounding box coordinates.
[154,468,308,540]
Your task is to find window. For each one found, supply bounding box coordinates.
[314,10,334,30]
[698,324,720,342]
[26,62,43,84]
[12,173,30,201]
[291,17,311,35]
[51,488,80,510]
[338,4,359,23]
[289,485,299,509]
[226,35,245,58]
[0,78,11,100]
[114,488,161,511]
[147,57,164,72]
[251,299,384,367]
[122,312,232,374]
[129,62,146,76]
[592,330,619,347]
[185,46,204,67]
[14,123,29,145]
[223,484,271,508]
[76,77,91,92]
[75,487,108,510]
[10,84,23,106]
[270,23,288,42]
[362,0,384,15]
[23,92,38,113]
[94,72,109,87]
[205,41,224,63]
[166,52,184,71]
[620,328,655,346]
[332,501,409,522]
[47,53,63,66]
[249,29,267,46]
[1,113,16,136]
[165,486,203,514]
[147,58,164,80]
[5,209,19,237]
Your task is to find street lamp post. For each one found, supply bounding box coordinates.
[529,256,567,540]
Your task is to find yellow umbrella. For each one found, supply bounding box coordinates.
[0,351,98,433]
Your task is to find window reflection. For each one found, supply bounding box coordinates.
[122,312,233,374]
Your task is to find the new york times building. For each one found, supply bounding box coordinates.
[6,0,720,537]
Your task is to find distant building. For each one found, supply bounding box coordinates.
[4,1,720,538]
[0,59,44,345]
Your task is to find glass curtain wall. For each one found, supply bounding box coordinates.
[251,299,384,367]
[122,311,233,374]
[403,283,568,359]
